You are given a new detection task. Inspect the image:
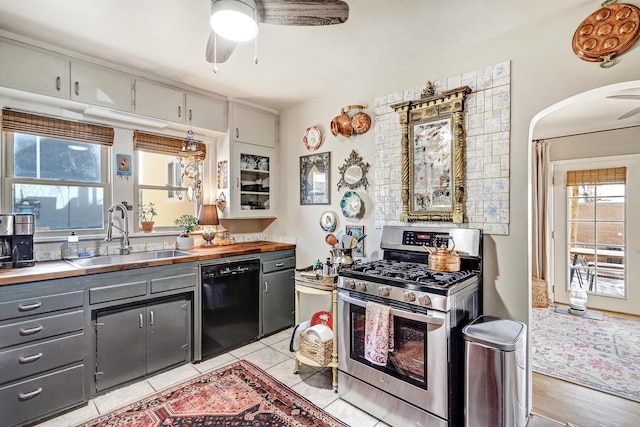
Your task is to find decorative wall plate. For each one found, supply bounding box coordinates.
[340,191,362,218]
[303,126,322,150]
[320,211,338,232]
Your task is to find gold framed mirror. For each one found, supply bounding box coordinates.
[393,85,471,223]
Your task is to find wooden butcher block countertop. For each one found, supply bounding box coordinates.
[0,241,295,286]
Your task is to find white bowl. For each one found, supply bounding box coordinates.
[305,324,333,342]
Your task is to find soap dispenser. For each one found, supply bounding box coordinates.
[67,231,79,258]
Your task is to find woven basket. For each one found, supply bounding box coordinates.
[299,329,333,366]
[532,277,548,308]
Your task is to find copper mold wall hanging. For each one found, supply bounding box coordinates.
[392,84,471,223]
[572,0,640,68]
[330,105,371,137]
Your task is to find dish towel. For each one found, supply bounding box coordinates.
[364,301,394,366]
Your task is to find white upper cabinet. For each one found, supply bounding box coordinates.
[185,92,227,133]
[70,61,133,111]
[0,38,68,99]
[134,79,185,122]
[230,103,277,147]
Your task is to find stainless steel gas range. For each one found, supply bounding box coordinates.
[337,225,482,427]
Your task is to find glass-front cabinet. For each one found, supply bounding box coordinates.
[217,141,276,218]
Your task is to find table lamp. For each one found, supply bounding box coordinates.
[198,204,225,247]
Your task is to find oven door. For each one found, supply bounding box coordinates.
[338,290,449,419]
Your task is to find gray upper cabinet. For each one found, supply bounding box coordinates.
[186,92,227,133]
[230,103,277,147]
[0,38,68,99]
[70,61,133,111]
[134,78,185,122]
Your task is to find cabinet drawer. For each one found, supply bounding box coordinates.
[150,272,197,294]
[0,310,84,349]
[0,291,84,322]
[89,280,147,304]
[263,257,296,273]
[0,364,84,427]
[0,333,84,385]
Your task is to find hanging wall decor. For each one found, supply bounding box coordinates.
[572,1,640,68]
[337,150,370,191]
[392,84,471,223]
[115,154,132,179]
[330,105,371,138]
[300,152,331,205]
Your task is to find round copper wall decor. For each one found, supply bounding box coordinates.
[572,3,640,67]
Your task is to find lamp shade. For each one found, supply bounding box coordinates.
[198,204,220,226]
[210,0,259,42]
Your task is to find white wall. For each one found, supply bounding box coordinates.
[267,2,640,324]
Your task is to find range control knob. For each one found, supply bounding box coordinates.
[378,286,391,297]
[403,291,416,302]
[418,295,432,306]
[344,279,356,290]
[355,281,367,292]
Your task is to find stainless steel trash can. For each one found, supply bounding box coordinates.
[463,315,527,427]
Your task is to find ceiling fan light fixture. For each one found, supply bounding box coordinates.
[210,0,258,42]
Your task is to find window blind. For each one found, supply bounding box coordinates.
[565,167,626,187]
[1,108,114,146]
[133,131,206,159]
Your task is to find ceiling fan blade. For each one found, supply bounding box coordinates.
[258,0,349,26]
[205,31,237,64]
[618,106,640,120]
[607,95,640,100]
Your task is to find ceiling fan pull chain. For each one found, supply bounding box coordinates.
[213,32,219,74]
[254,9,259,65]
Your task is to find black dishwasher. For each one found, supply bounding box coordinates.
[201,258,260,360]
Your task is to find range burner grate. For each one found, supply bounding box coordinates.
[350,260,475,287]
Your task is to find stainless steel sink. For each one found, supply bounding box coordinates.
[65,250,192,268]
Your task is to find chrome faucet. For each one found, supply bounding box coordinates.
[106,203,132,255]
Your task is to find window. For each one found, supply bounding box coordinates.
[566,167,626,297]
[134,132,206,229]
[2,109,111,234]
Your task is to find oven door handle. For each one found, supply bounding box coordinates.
[338,293,445,325]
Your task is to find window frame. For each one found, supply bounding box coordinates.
[2,131,110,237]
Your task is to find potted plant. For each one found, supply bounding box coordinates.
[138,202,157,233]
[174,214,198,250]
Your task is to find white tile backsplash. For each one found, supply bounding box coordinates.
[374,61,511,235]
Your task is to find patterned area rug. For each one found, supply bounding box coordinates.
[77,360,346,427]
[531,307,640,402]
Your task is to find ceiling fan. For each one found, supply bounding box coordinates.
[606,95,640,120]
[205,0,349,68]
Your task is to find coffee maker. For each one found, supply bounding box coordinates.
[12,213,36,268]
[0,214,13,269]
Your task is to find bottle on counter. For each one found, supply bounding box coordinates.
[67,231,79,258]
[314,259,323,275]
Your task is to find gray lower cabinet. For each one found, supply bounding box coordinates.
[0,281,85,427]
[95,296,189,393]
[261,250,295,336]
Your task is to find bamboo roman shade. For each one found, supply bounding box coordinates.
[565,167,626,187]
[1,108,114,145]
[133,131,206,159]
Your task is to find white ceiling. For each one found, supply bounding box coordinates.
[0,0,639,137]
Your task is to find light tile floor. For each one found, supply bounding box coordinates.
[34,327,560,427]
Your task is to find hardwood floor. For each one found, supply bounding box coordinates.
[532,372,640,427]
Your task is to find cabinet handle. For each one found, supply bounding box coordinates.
[189,109,193,121]
[236,177,240,188]
[139,313,143,328]
[19,325,44,336]
[264,281,268,293]
[74,81,80,96]
[18,387,43,400]
[235,127,239,138]
[149,310,154,326]
[18,352,44,364]
[18,302,42,312]
[275,262,285,267]
[178,106,182,118]
[56,76,61,92]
